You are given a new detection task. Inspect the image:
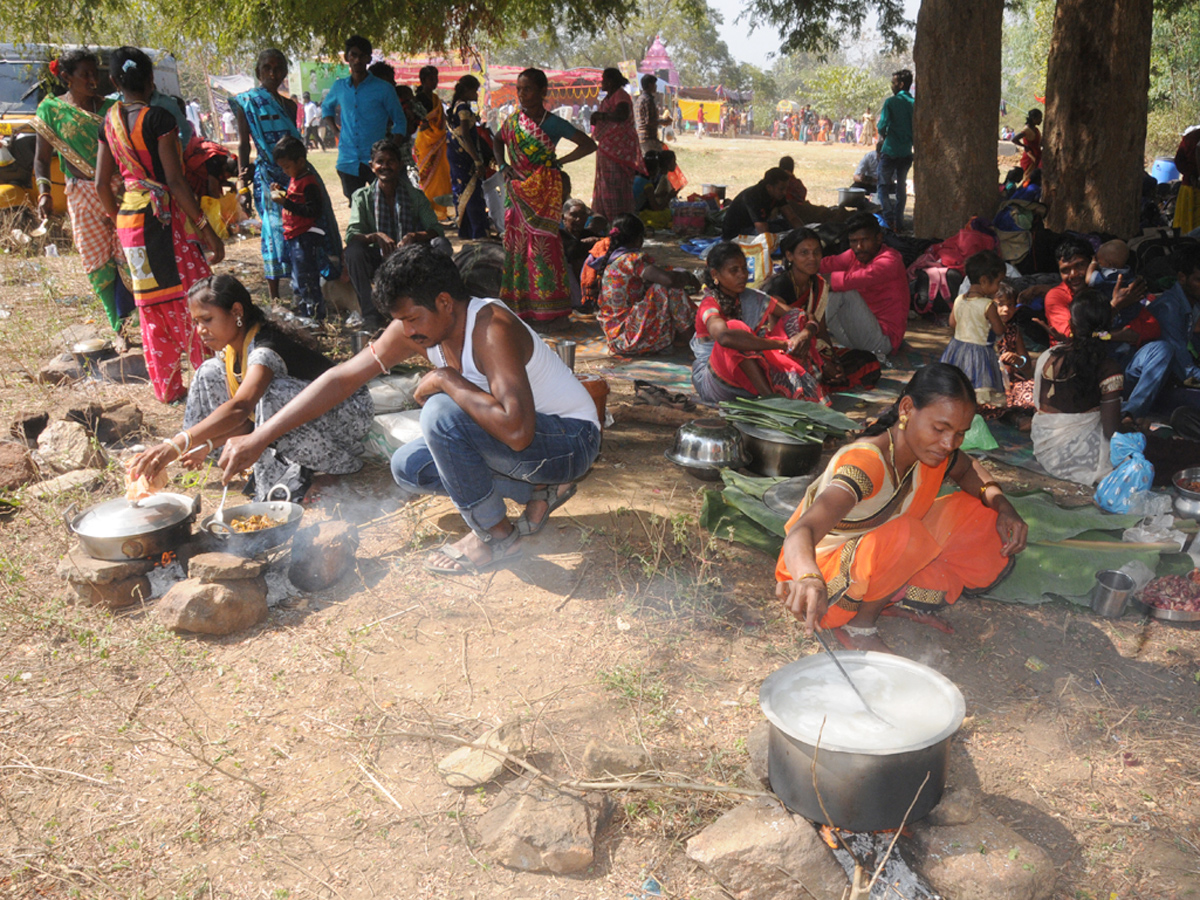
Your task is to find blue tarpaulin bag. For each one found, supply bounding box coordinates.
[1094,433,1154,513]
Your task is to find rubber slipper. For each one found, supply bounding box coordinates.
[516,482,578,537]
[424,529,523,576]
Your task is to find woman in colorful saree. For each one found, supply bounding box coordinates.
[446,75,490,239]
[691,242,828,406]
[95,47,223,404]
[232,49,301,300]
[413,65,452,220]
[775,364,1028,652]
[590,67,642,220]
[493,68,596,323]
[32,48,132,337]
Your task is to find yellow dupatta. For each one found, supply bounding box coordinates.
[224,323,262,420]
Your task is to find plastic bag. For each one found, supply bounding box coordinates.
[959,414,999,452]
[1122,513,1187,550]
[1094,432,1154,513]
[734,233,777,288]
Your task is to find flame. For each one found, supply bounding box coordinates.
[161,551,176,566]
[820,824,838,848]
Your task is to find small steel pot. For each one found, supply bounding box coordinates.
[70,338,116,376]
[66,493,200,560]
[760,653,964,832]
[734,422,823,478]
[201,485,304,557]
[1172,467,1200,520]
[665,418,749,480]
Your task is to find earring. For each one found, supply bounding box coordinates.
[236,316,243,327]
[898,414,908,431]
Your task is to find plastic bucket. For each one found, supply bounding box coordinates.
[1151,157,1180,184]
[1090,569,1135,618]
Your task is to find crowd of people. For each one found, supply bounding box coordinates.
[29,41,1200,646]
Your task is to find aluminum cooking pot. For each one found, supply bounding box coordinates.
[66,492,201,560]
[200,484,304,557]
[733,422,823,478]
[760,652,965,832]
[1172,466,1200,520]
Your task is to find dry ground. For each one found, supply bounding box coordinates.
[0,140,1198,900]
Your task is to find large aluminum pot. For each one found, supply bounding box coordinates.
[66,493,201,560]
[200,484,304,557]
[760,652,965,832]
[733,422,822,478]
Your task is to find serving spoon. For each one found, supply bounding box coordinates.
[214,484,230,523]
[810,589,893,726]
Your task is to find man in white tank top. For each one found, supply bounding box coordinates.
[220,244,601,576]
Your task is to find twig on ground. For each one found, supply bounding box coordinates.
[455,793,491,872]
[554,560,590,612]
[461,631,473,706]
[867,771,929,891]
[0,762,112,786]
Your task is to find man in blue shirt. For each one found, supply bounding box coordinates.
[321,35,407,202]
[1123,245,1200,418]
[876,68,914,233]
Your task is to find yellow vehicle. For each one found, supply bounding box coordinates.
[0,44,182,215]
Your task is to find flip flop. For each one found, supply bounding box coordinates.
[516,483,578,537]
[424,527,523,576]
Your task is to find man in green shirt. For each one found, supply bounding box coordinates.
[345,139,451,331]
[876,68,914,233]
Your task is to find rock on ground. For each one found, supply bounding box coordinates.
[188,551,267,582]
[476,779,607,875]
[581,740,652,778]
[686,796,848,900]
[37,353,83,386]
[288,521,359,592]
[96,352,149,385]
[71,576,152,610]
[155,578,268,635]
[438,721,525,788]
[37,420,106,473]
[57,549,155,585]
[927,787,980,827]
[745,720,771,789]
[27,469,104,500]
[909,809,1055,900]
[10,411,49,445]
[0,442,39,491]
[97,401,144,444]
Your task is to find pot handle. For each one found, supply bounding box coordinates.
[189,494,202,517]
[206,520,233,538]
[266,483,293,503]
[62,502,78,535]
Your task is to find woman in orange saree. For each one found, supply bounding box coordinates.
[413,65,452,220]
[494,68,595,322]
[775,364,1028,651]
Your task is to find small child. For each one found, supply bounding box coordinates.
[271,136,330,321]
[1088,240,1132,304]
[993,282,1035,413]
[940,249,1007,405]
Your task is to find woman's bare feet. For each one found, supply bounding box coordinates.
[832,626,891,652]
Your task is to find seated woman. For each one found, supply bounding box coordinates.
[596,213,699,355]
[690,242,828,405]
[128,275,374,500]
[775,363,1028,651]
[761,228,843,384]
[632,150,678,212]
[1030,290,1124,485]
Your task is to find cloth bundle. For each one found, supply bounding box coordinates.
[1094,432,1154,513]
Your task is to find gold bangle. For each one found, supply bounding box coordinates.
[795,572,824,582]
[979,480,1001,502]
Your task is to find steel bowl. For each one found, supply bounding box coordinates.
[665,418,749,481]
[733,422,823,478]
[1172,467,1200,520]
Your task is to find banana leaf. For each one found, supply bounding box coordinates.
[700,490,784,555]
[985,546,1194,605]
[1006,492,1142,543]
[718,469,787,500]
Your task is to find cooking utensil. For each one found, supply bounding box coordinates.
[1130,598,1200,622]
[551,339,577,371]
[70,338,116,376]
[733,422,823,478]
[760,652,965,832]
[1171,466,1200,519]
[66,492,201,560]
[1089,569,1135,618]
[214,484,230,523]
[201,484,304,557]
[665,418,749,481]
[811,627,892,725]
[762,476,817,516]
[837,187,867,206]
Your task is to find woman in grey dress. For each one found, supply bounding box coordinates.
[129,275,373,499]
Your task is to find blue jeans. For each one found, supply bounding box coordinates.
[1122,340,1176,418]
[878,153,913,230]
[390,393,601,535]
[287,231,326,320]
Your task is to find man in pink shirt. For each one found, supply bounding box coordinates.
[819,212,909,361]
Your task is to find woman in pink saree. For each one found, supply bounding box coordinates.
[590,68,643,220]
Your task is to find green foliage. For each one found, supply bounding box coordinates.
[1000,0,1054,119]
[1147,4,1200,154]
[739,0,910,55]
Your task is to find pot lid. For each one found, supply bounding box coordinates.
[760,652,965,755]
[762,476,816,516]
[731,421,808,445]
[72,493,195,538]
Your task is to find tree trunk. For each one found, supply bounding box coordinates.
[1043,0,1153,237]
[912,0,1003,240]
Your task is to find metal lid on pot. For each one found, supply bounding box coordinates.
[762,476,816,516]
[72,493,195,538]
[731,421,809,445]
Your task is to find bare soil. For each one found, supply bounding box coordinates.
[0,152,1198,900]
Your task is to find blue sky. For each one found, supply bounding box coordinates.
[708,0,922,65]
